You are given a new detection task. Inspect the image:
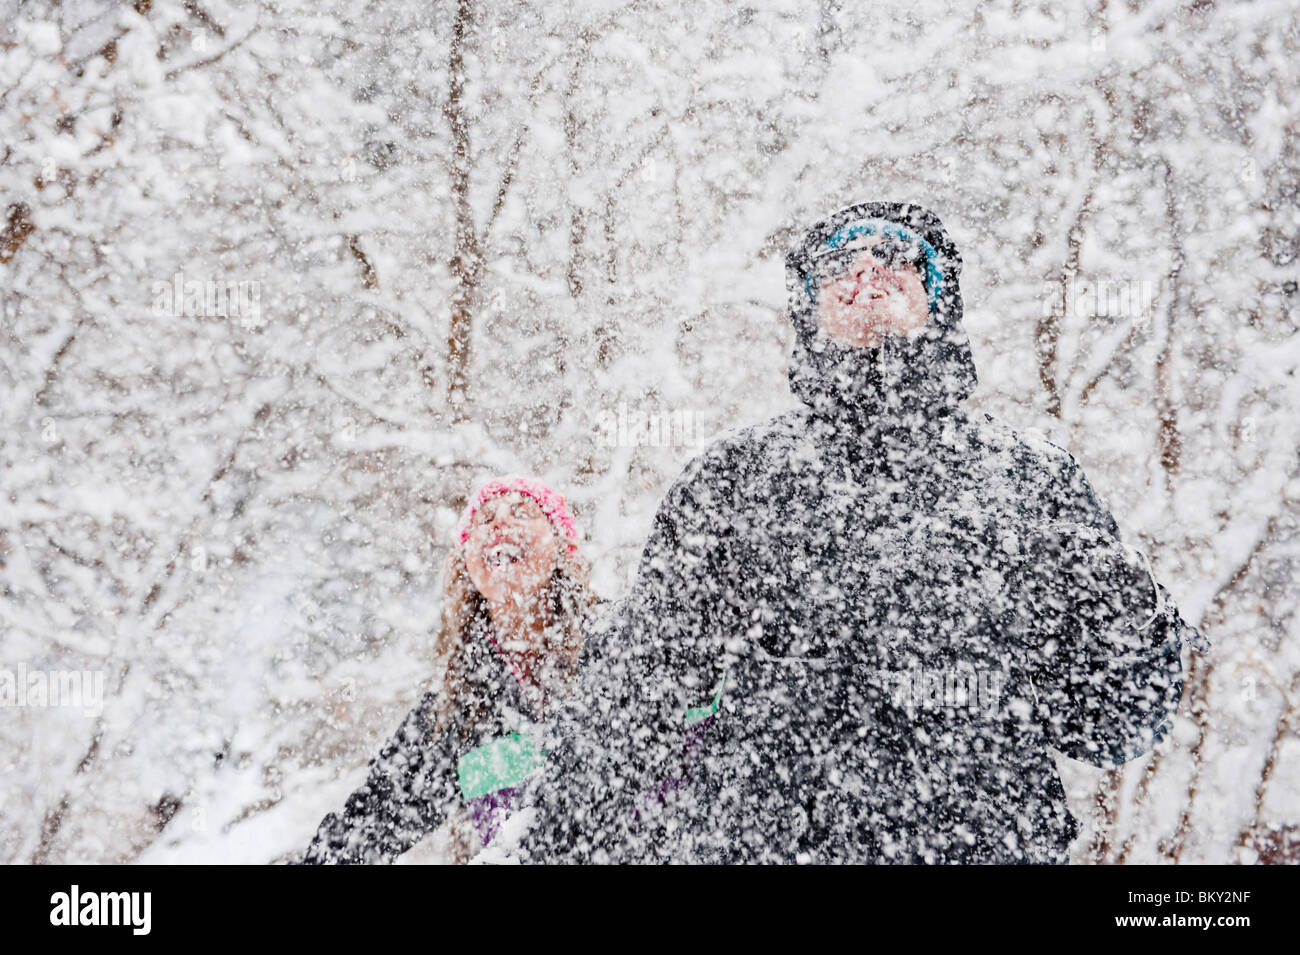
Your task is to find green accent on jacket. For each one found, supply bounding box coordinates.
[684,674,727,726]
[456,732,546,801]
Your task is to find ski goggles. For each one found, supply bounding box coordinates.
[799,218,946,312]
[807,232,928,281]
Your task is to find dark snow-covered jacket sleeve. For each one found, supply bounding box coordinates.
[516,454,731,863]
[599,458,733,741]
[298,691,461,864]
[1004,449,1199,768]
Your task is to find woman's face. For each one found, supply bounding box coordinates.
[462,492,561,606]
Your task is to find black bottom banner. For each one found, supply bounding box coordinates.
[0,863,1287,942]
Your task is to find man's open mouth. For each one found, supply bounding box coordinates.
[846,285,888,305]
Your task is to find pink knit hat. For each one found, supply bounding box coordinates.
[456,474,580,553]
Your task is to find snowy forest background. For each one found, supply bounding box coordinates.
[2,0,1297,864]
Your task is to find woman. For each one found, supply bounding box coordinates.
[299,474,599,864]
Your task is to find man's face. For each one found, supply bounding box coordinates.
[815,235,931,349]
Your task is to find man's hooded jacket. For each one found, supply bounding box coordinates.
[517,200,1204,864]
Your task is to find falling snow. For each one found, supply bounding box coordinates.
[1,0,1298,865]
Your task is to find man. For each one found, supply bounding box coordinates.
[517,200,1205,864]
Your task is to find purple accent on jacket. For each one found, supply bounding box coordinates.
[632,714,715,820]
[467,786,518,846]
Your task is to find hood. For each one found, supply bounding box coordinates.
[784,200,978,434]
